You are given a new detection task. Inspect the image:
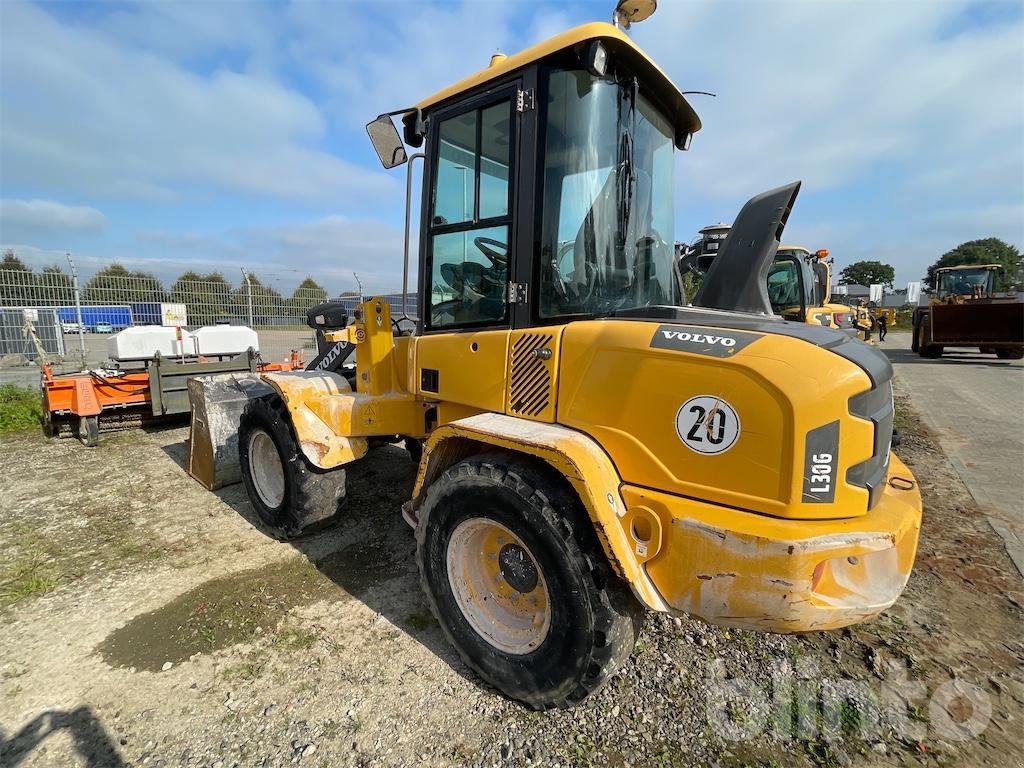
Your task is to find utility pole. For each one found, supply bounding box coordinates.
[66,252,87,369]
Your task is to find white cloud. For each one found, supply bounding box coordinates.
[285,1,521,130]
[0,198,106,234]
[0,1,396,205]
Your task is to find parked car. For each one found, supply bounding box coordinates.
[61,321,82,333]
[93,322,114,334]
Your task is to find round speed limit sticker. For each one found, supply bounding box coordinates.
[675,396,740,455]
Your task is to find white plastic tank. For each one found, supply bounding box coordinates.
[193,325,260,357]
[108,326,196,361]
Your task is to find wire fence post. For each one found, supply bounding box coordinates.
[66,251,87,369]
[241,268,254,327]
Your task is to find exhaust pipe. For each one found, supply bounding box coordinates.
[692,181,801,315]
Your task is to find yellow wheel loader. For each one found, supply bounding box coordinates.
[911,264,1024,359]
[191,13,922,709]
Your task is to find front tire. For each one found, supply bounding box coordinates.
[238,396,346,539]
[996,348,1024,360]
[416,453,641,709]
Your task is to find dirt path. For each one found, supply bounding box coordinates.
[1,387,1021,767]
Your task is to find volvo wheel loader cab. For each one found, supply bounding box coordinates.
[911,264,1024,359]
[229,12,922,710]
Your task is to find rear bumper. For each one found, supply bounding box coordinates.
[622,453,922,632]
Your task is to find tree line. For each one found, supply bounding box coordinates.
[0,250,330,325]
[837,238,1020,292]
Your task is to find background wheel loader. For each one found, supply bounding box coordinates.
[911,264,1024,359]
[188,13,922,710]
[678,228,859,335]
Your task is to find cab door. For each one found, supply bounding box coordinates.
[415,82,524,414]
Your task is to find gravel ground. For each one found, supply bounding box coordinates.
[0,383,1021,768]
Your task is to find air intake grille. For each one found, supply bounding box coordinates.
[847,375,895,510]
[509,333,553,417]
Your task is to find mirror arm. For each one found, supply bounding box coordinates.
[401,153,426,328]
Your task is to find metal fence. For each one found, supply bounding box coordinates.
[0,263,416,374]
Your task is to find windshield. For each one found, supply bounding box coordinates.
[538,68,678,318]
[937,268,994,297]
[767,254,814,315]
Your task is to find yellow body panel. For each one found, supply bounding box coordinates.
[416,330,509,411]
[262,371,369,467]
[557,320,875,519]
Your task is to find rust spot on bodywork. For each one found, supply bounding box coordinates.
[302,440,328,461]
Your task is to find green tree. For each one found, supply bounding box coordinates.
[171,270,231,325]
[289,277,329,316]
[233,274,285,326]
[83,263,166,305]
[838,260,895,289]
[0,249,37,306]
[1,249,29,271]
[39,265,76,305]
[924,238,1021,291]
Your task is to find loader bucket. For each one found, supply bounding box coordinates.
[186,372,274,490]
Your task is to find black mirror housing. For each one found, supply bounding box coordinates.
[402,109,425,148]
[306,301,349,331]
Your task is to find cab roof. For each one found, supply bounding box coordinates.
[936,264,1001,272]
[413,22,701,139]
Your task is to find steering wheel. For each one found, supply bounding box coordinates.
[474,236,508,267]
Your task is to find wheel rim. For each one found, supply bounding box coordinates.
[446,518,551,655]
[248,430,285,508]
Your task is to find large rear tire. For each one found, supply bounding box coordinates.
[416,453,641,709]
[996,349,1024,360]
[238,396,346,539]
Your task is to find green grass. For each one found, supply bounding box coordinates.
[0,384,41,434]
[0,556,61,607]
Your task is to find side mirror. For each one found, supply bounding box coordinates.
[366,115,408,169]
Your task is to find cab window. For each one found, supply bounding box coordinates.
[427,99,513,329]
[767,258,804,315]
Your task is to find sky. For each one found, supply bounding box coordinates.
[1,0,1022,294]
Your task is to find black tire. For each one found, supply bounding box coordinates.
[910,320,920,352]
[78,415,99,447]
[416,453,642,709]
[916,319,942,358]
[41,388,56,439]
[238,396,346,539]
[996,349,1024,360]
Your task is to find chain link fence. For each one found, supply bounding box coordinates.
[0,260,416,376]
